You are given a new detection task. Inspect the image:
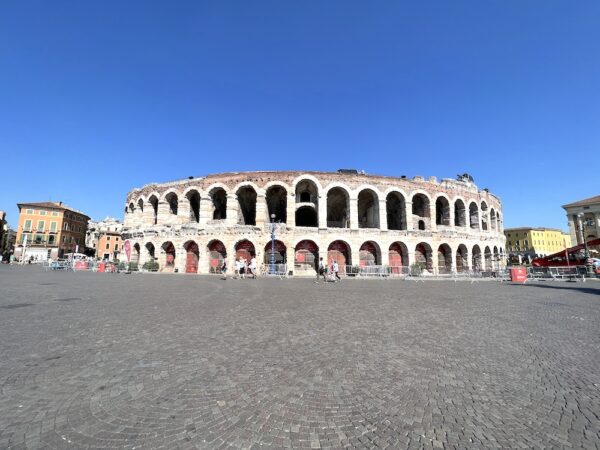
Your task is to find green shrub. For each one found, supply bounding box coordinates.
[142,261,159,271]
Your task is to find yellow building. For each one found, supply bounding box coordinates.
[14,202,90,261]
[504,227,572,260]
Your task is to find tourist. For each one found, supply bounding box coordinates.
[315,257,327,283]
[240,257,246,279]
[220,257,227,280]
[249,256,257,279]
[332,260,341,282]
[233,258,240,279]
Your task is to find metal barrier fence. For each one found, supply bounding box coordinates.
[527,266,588,281]
[263,263,289,278]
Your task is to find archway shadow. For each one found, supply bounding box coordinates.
[511,281,600,297]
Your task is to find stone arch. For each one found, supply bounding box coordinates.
[357,189,380,229]
[208,186,227,220]
[137,198,144,214]
[264,239,287,264]
[266,185,287,223]
[232,181,263,196]
[481,201,489,231]
[412,192,431,230]
[389,242,409,273]
[148,195,159,225]
[437,243,452,274]
[469,202,479,230]
[164,192,179,216]
[207,239,227,274]
[415,242,433,273]
[493,245,499,270]
[454,198,467,227]
[296,206,317,227]
[386,191,407,230]
[183,240,199,273]
[490,208,497,231]
[472,244,482,271]
[484,245,492,271]
[435,195,451,226]
[295,178,319,226]
[294,239,319,272]
[292,174,323,195]
[144,242,156,262]
[234,239,256,262]
[326,186,351,228]
[327,240,352,272]
[456,244,468,273]
[132,243,141,265]
[237,186,257,225]
[185,189,201,223]
[128,202,135,214]
[359,241,381,266]
[161,241,176,271]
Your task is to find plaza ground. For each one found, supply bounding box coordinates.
[0,266,599,449]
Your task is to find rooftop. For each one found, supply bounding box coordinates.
[504,227,568,233]
[17,202,90,219]
[562,195,600,208]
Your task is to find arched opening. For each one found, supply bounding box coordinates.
[263,240,287,264]
[359,241,380,266]
[454,199,466,227]
[412,194,430,230]
[437,244,452,274]
[435,197,451,226]
[327,240,351,273]
[497,212,502,231]
[456,244,468,273]
[493,246,499,270]
[294,240,319,272]
[235,239,255,262]
[358,189,379,228]
[490,208,497,231]
[162,241,176,270]
[295,206,318,227]
[128,202,135,214]
[132,243,140,265]
[207,240,227,274]
[472,245,482,272]
[415,242,433,273]
[210,187,227,220]
[295,179,319,204]
[484,246,492,271]
[389,242,409,273]
[481,201,488,231]
[386,192,406,230]
[137,198,144,214]
[184,241,199,273]
[149,195,159,225]
[145,242,155,261]
[237,186,257,225]
[186,190,200,223]
[327,187,350,228]
[266,185,287,223]
[165,192,178,215]
[469,202,479,230]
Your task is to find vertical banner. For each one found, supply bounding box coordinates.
[124,240,131,262]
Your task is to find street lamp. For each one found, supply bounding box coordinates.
[577,212,592,275]
[269,213,276,275]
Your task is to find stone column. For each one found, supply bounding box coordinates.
[318,196,327,229]
[405,201,413,231]
[349,197,358,230]
[378,200,387,231]
[226,194,238,227]
[380,247,390,266]
[199,197,211,226]
[287,193,296,228]
[429,202,437,232]
[286,245,295,275]
[449,206,455,231]
[157,201,170,226]
[175,242,187,274]
[255,193,267,228]
[179,198,191,225]
[143,203,154,226]
[198,242,209,275]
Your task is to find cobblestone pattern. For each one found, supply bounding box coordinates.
[1,265,599,449]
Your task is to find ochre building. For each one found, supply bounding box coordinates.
[122,171,506,275]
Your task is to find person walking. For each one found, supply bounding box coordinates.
[315,257,327,283]
[332,260,341,282]
[233,258,240,279]
[249,256,257,279]
[220,257,228,280]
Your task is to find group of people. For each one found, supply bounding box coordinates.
[220,256,259,280]
[315,257,342,283]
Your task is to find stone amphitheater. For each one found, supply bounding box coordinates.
[121,171,506,275]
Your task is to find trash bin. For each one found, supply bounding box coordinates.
[510,266,527,283]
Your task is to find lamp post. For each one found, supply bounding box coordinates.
[270,213,276,275]
[577,212,592,275]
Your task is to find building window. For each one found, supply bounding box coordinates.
[24,219,32,231]
[26,209,33,214]
[40,211,46,216]
[50,222,57,232]
[52,211,59,217]
[106,243,110,250]
[48,235,55,245]
[114,244,119,251]
[107,236,111,241]
[37,220,45,231]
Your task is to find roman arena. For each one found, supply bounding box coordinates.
[121,171,505,275]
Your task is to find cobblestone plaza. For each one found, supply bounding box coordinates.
[1,266,599,449]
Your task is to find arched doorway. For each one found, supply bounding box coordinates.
[295,240,319,272]
[327,240,351,274]
[386,192,407,230]
[145,242,155,261]
[454,200,466,227]
[388,242,409,273]
[472,245,482,272]
[208,240,226,274]
[435,197,451,226]
[437,244,452,274]
[484,246,492,271]
[210,187,227,220]
[357,189,379,228]
[184,241,199,273]
[327,188,350,228]
[162,242,176,271]
[415,242,433,273]
[237,186,257,225]
[186,190,200,223]
[264,240,286,264]
[469,203,479,230]
[295,206,318,227]
[412,194,430,230]
[359,241,380,266]
[266,186,287,223]
[132,243,140,266]
[235,239,255,262]
[456,244,468,273]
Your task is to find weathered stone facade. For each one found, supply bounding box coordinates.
[122,171,506,275]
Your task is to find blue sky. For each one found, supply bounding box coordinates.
[1,1,599,230]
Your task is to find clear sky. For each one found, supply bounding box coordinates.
[1,1,599,230]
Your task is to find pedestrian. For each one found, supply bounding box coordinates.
[233,258,240,279]
[315,257,327,283]
[249,256,257,279]
[240,257,246,279]
[332,260,341,282]
[220,257,227,280]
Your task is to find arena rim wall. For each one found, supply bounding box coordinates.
[121,171,506,275]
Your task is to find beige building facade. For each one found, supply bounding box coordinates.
[562,195,600,245]
[122,171,506,275]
